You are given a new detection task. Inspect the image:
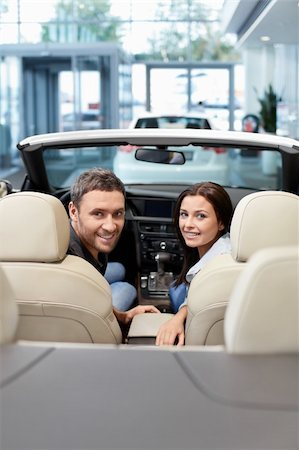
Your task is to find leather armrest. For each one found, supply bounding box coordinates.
[127,313,174,340]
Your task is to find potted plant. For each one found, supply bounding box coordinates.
[256,84,281,133]
[255,84,282,175]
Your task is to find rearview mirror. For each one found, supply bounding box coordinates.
[135,148,185,165]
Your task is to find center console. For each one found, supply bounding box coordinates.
[127,195,183,308]
[138,220,182,299]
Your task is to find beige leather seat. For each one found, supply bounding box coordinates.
[0,266,19,344]
[127,190,298,345]
[225,246,299,354]
[185,191,298,345]
[0,192,122,344]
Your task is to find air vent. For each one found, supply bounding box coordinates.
[139,222,175,234]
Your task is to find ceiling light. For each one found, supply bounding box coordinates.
[260,36,271,42]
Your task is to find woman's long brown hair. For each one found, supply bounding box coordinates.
[173,182,233,286]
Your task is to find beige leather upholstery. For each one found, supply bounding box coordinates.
[225,246,299,354]
[0,266,18,344]
[230,191,298,261]
[128,313,174,337]
[0,192,122,344]
[127,312,173,344]
[185,191,299,345]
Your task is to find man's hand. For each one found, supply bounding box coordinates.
[115,304,160,325]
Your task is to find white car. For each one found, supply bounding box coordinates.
[115,113,228,184]
[129,112,213,130]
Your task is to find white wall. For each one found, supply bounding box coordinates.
[243,46,275,116]
[274,44,298,138]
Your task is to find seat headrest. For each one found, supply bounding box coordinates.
[0,267,18,344]
[225,246,299,354]
[0,192,70,262]
[231,191,298,262]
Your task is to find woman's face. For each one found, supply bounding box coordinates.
[179,194,224,257]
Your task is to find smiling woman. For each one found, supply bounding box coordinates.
[155,181,233,345]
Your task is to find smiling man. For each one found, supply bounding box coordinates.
[68,167,159,325]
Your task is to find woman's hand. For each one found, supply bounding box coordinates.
[155,306,187,346]
[115,304,160,325]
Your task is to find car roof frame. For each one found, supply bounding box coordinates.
[16,129,299,194]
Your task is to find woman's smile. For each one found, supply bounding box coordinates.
[179,194,222,256]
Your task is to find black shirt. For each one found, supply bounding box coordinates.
[67,224,107,275]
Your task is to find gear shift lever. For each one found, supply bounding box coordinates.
[147,252,174,293]
[155,252,171,275]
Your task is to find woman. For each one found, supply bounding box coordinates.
[156,182,233,346]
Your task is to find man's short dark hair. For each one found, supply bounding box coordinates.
[70,168,126,207]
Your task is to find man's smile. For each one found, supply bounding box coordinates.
[97,233,116,241]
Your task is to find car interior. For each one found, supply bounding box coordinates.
[1,131,299,341]
[0,189,298,347]
[0,129,298,449]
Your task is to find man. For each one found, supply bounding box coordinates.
[67,167,159,325]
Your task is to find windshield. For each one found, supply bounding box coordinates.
[43,143,282,190]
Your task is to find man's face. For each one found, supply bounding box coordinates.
[69,190,125,259]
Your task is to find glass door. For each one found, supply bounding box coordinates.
[145,63,241,130]
[148,67,189,113]
[60,56,102,132]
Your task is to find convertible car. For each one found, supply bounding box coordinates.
[0,128,298,449]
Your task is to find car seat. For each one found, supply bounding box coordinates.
[0,266,18,344]
[0,192,122,344]
[185,191,299,345]
[225,246,299,354]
